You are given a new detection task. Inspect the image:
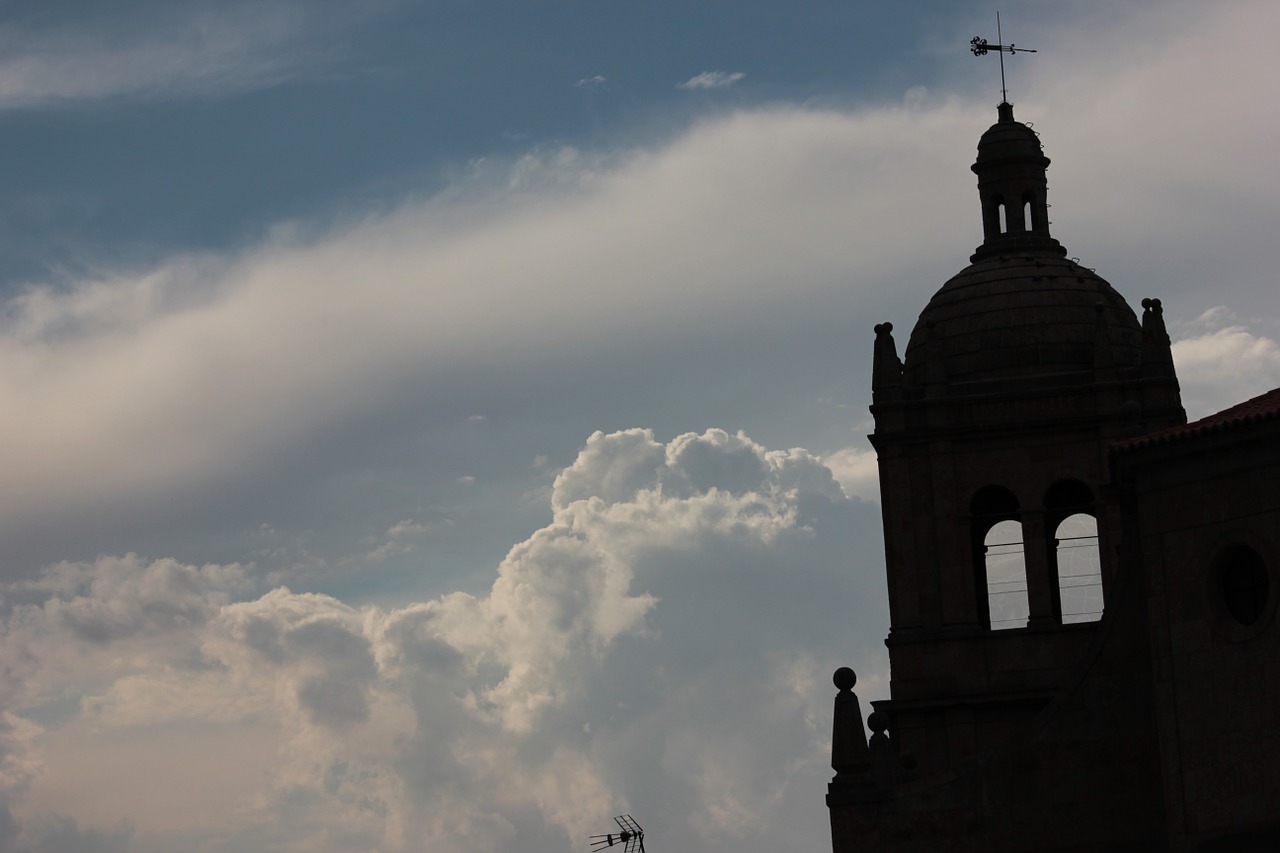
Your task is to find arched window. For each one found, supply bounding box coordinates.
[1044,480,1102,624]
[970,486,1025,630]
[1055,513,1103,623]
[998,202,1008,234]
[985,519,1029,630]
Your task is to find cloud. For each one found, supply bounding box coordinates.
[576,75,607,88]
[0,2,372,108]
[1171,307,1280,419]
[822,447,880,503]
[9,811,131,853]
[0,2,1275,850]
[0,429,887,852]
[1,1,1274,568]
[1012,0,1280,311]
[677,71,746,90]
[360,519,430,563]
[902,85,930,109]
[0,101,975,547]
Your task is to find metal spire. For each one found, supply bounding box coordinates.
[970,12,1037,103]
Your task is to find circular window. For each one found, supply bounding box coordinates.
[1208,543,1274,639]
[1218,546,1268,625]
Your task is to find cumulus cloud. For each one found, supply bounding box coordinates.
[576,75,607,88]
[1171,307,1280,418]
[822,446,880,503]
[677,71,746,90]
[0,429,886,852]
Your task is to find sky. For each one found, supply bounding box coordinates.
[0,1,1277,851]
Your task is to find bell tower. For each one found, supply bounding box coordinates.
[971,101,1062,259]
[829,100,1187,850]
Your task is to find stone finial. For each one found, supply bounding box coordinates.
[1140,297,1176,378]
[831,667,869,778]
[867,710,896,790]
[872,323,903,396]
[1141,298,1168,343]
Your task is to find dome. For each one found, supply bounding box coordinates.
[973,103,1047,172]
[895,102,1143,390]
[901,254,1142,388]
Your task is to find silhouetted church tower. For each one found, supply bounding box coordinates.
[829,98,1280,851]
[872,99,1183,646]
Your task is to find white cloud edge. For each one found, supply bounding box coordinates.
[676,70,746,90]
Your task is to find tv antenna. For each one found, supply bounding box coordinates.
[970,12,1036,103]
[589,815,645,853]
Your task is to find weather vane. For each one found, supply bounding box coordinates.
[590,815,646,853]
[970,12,1036,103]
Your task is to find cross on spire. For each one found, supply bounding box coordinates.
[970,12,1036,104]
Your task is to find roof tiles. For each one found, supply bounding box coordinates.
[1115,387,1280,451]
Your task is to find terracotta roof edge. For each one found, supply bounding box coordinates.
[1112,387,1280,452]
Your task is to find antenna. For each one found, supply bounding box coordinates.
[970,12,1037,103]
[589,815,646,853]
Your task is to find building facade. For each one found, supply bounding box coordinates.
[827,101,1280,851]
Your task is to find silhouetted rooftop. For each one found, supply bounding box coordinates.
[1115,387,1280,451]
